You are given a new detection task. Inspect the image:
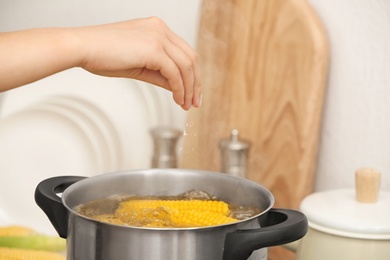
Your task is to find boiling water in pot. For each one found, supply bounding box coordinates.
[74,190,261,228]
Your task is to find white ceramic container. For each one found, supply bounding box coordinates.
[288,168,390,260]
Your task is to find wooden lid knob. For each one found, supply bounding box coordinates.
[355,167,381,203]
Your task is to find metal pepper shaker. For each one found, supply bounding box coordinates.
[150,127,182,168]
[219,129,251,178]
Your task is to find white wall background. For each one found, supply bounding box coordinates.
[309,0,390,192]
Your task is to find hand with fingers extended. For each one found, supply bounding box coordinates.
[0,17,201,110]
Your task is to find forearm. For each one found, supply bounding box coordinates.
[0,28,83,92]
[0,18,201,109]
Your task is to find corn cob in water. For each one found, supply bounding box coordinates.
[113,199,238,228]
[0,225,66,259]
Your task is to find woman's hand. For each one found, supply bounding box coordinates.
[77,17,201,110]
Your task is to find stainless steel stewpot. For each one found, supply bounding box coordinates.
[35,169,307,260]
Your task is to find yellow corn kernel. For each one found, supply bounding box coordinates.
[170,210,237,227]
[114,199,238,227]
[116,199,230,215]
[0,226,35,237]
[0,247,65,260]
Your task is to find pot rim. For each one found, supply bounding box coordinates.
[61,169,275,231]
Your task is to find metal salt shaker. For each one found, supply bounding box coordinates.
[219,129,251,178]
[150,127,182,168]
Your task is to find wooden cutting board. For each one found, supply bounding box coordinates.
[180,0,329,258]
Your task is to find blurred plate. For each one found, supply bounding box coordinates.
[0,68,185,234]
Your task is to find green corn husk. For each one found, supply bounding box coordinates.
[0,235,66,252]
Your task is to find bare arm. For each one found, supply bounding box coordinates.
[0,17,201,110]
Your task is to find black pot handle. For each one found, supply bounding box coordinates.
[223,208,308,260]
[34,176,86,238]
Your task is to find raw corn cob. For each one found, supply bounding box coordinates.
[114,199,238,228]
[0,235,66,251]
[0,247,65,260]
[0,226,35,237]
[0,226,66,251]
